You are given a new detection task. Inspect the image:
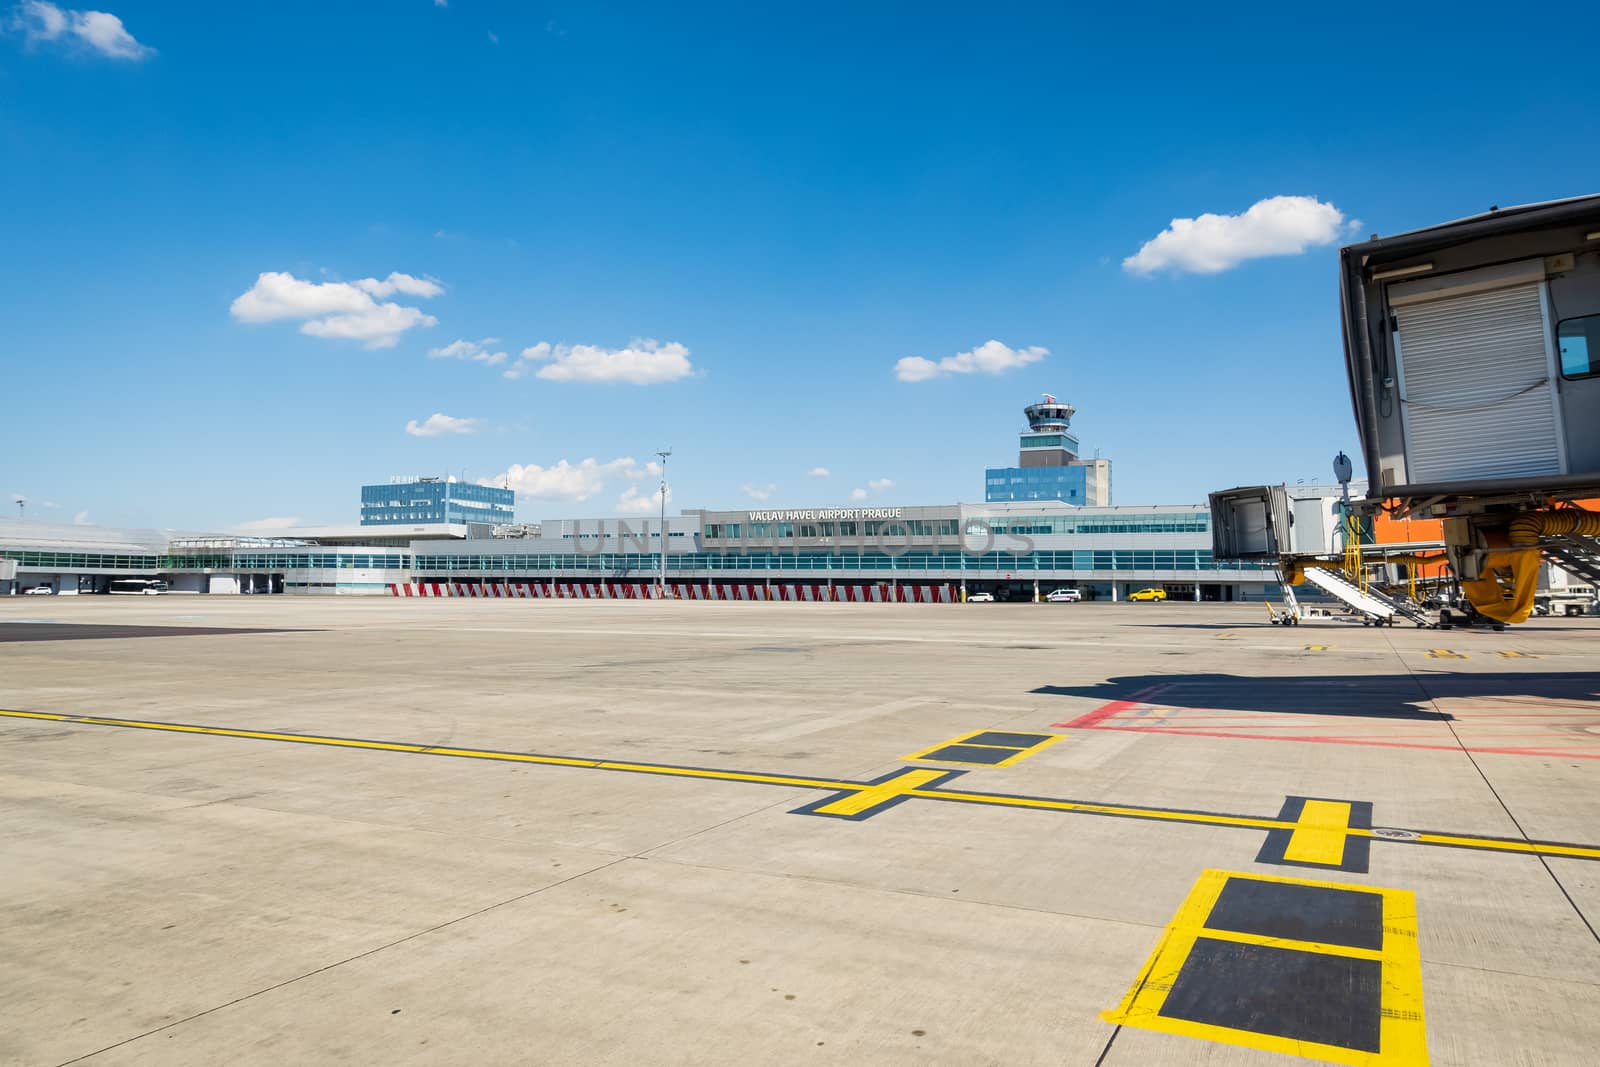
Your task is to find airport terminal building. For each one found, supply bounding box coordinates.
[0,505,1280,603]
[1,399,1282,601]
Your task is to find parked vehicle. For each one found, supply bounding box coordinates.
[1045,588,1082,603]
[1534,586,1596,617]
[110,579,168,595]
[23,585,54,595]
[967,591,995,603]
[1129,587,1168,602]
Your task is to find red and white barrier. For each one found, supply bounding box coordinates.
[390,581,956,603]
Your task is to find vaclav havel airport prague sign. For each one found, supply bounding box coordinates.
[744,508,906,522]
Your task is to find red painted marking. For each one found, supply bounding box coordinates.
[1054,685,1171,729]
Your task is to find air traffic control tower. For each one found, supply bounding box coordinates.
[984,395,1112,504]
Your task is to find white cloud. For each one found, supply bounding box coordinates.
[15,0,65,39]
[1122,195,1354,275]
[72,510,90,525]
[237,516,300,532]
[428,337,507,366]
[895,339,1048,382]
[299,303,436,347]
[229,270,441,349]
[405,412,480,438]
[11,2,153,60]
[353,272,443,299]
[617,483,670,514]
[506,339,694,384]
[70,9,148,58]
[619,460,663,482]
[741,483,776,501]
[807,467,830,478]
[484,457,643,502]
[849,478,893,500]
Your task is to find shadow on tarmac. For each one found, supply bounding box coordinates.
[1034,672,1600,719]
[1128,623,1261,630]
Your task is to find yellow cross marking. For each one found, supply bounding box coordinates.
[805,768,949,818]
[1426,648,1467,659]
[1283,799,1355,866]
[1305,644,1331,652]
[1496,650,1540,659]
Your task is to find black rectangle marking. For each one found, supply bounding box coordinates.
[1159,937,1382,1053]
[960,730,1053,749]
[920,744,1016,765]
[1205,877,1383,951]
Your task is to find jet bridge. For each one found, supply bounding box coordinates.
[1210,484,1441,627]
[1339,195,1600,623]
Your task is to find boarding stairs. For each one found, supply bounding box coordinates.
[1267,567,1302,625]
[1544,535,1600,587]
[1301,565,1432,627]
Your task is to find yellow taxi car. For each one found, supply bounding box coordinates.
[1129,587,1168,602]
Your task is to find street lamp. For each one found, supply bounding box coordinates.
[656,449,672,597]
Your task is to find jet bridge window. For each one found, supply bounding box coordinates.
[1558,314,1600,379]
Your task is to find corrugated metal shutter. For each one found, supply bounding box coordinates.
[1395,282,1562,483]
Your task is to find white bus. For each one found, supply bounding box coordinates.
[109,579,169,596]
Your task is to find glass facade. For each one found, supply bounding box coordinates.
[985,466,1090,503]
[0,549,409,571]
[977,512,1208,535]
[360,480,514,526]
[413,549,1257,573]
[1019,432,1079,453]
[0,550,162,570]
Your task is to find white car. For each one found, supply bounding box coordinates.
[23,586,54,595]
[967,591,995,603]
[1045,588,1082,603]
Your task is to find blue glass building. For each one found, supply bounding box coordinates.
[360,478,515,526]
[985,464,1095,503]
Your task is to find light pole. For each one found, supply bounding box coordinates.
[656,449,672,598]
[14,497,23,520]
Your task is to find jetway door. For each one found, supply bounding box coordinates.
[1392,280,1564,483]
[1209,485,1289,560]
[1235,499,1271,555]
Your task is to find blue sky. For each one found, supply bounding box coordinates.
[3,2,1598,531]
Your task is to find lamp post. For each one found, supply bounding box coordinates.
[656,449,672,598]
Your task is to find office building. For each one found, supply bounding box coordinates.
[360,477,514,527]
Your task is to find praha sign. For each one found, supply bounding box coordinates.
[746,508,905,522]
